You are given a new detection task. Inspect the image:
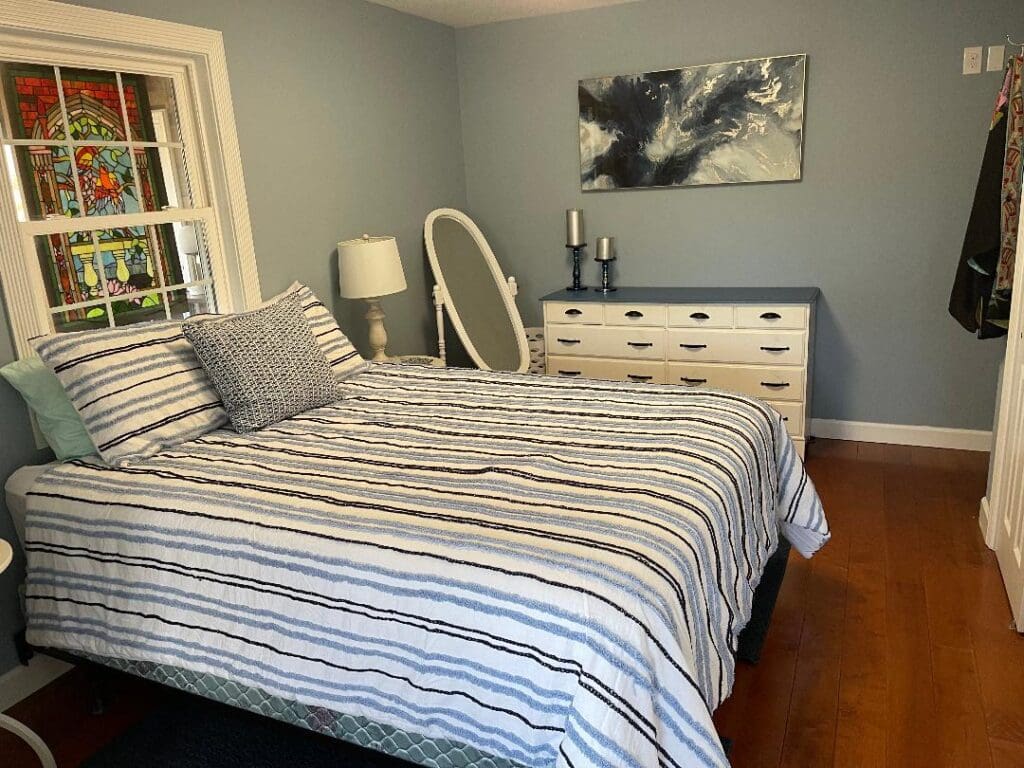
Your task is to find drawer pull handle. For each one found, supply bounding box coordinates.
[679,343,708,350]
[782,416,790,421]
[564,308,583,316]
[627,374,653,381]
[556,338,581,345]
[558,370,581,376]
[624,310,644,318]
[760,346,791,352]
[760,381,791,388]
[690,312,710,320]
[627,341,654,348]
[680,377,708,385]
[760,311,783,320]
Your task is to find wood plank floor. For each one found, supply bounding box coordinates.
[715,439,1024,767]
[2,438,1022,767]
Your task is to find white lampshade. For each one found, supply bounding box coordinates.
[337,234,407,299]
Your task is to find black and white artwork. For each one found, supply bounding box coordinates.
[579,54,806,190]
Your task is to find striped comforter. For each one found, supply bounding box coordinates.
[24,364,828,768]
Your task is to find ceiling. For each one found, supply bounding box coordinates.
[364,0,645,28]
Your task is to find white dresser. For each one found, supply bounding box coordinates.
[541,287,818,458]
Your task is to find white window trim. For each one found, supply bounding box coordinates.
[0,0,261,360]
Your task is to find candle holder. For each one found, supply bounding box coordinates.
[566,243,587,292]
[595,256,617,293]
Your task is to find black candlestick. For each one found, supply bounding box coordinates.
[595,258,617,293]
[566,244,587,291]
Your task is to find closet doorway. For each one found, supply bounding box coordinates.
[989,212,1024,630]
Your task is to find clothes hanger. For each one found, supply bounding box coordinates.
[1007,34,1024,57]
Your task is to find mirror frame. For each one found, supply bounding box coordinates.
[424,208,530,373]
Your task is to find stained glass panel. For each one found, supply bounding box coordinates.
[60,68,127,140]
[109,290,166,328]
[14,145,78,219]
[97,227,161,296]
[76,144,139,216]
[2,64,65,139]
[34,230,97,310]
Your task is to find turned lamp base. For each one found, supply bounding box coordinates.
[364,298,390,362]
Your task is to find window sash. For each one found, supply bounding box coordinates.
[0,0,262,362]
[17,206,220,327]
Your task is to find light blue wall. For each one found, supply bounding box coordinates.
[454,0,1012,430]
[0,0,466,674]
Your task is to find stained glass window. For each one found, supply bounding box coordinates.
[1,62,213,330]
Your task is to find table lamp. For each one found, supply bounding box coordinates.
[338,234,407,361]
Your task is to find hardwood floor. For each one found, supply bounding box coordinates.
[716,439,1023,768]
[2,439,1021,767]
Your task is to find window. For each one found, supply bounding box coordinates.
[1,63,215,331]
[0,0,261,358]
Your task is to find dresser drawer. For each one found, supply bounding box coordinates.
[735,305,808,330]
[667,363,805,401]
[667,304,734,328]
[547,355,667,384]
[548,326,665,359]
[667,329,806,365]
[545,301,604,325]
[766,400,804,436]
[604,304,667,327]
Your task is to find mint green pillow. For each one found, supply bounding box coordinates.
[0,357,96,460]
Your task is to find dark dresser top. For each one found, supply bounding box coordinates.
[540,287,820,304]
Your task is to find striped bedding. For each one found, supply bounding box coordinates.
[24,364,828,768]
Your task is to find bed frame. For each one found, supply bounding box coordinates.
[24,537,792,768]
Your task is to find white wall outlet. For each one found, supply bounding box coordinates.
[963,46,983,75]
[988,45,1006,72]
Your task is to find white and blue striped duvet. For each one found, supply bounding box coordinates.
[24,364,828,768]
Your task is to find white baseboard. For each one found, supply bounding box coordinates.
[0,654,73,711]
[809,418,992,452]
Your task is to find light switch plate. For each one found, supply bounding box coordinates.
[988,45,1005,72]
[964,46,983,75]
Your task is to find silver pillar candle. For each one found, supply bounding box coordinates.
[566,209,585,247]
[595,236,615,261]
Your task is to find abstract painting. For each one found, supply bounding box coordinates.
[579,54,806,190]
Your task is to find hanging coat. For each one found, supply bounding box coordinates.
[950,57,1023,338]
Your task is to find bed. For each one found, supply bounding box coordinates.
[17,363,828,768]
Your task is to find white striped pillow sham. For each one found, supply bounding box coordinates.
[265,282,370,381]
[33,320,227,466]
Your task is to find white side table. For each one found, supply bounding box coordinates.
[0,539,57,768]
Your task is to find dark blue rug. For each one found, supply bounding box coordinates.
[82,694,415,767]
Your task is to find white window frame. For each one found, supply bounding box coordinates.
[0,0,261,360]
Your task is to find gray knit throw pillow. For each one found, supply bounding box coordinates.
[183,293,338,433]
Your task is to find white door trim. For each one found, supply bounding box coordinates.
[810,418,992,452]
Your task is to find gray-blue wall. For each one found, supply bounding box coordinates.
[454,0,1011,430]
[0,0,466,674]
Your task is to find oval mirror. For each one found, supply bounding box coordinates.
[425,208,529,372]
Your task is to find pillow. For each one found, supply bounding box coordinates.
[183,292,339,433]
[266,282,370,381]
[33,320,227,465]
[0,357,95,460]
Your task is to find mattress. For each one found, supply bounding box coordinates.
[5,463,54,546]
[23,364,829,768]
